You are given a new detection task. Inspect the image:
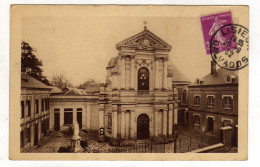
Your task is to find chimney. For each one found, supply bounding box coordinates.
[211,61,216,75]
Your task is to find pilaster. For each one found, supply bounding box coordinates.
[73,108,77,124]
[163,109,167,136]
[86,104,91,131]
[121,56,126,89]
[130,110,135,139]
[112,105,118,139]
[174,103,178,125]
[155,59,159,90]
[163,58,168,90]
[60,108,64,131]
[154,109,159,137]
[121,110,126,139]
[130,56,135,90]
[168,104,173,136]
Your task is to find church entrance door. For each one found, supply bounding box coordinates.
[137,114,150,140]
[138,67,149,91]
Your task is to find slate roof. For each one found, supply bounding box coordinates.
[107,56,119,68]
[168,61,191,83]
[49,86,63,94]
[80,80,100,92]
[190,67,238,86]
[62,87,88,95]
[21,73,52,90]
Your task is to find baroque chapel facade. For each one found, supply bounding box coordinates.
[98,26,180,142]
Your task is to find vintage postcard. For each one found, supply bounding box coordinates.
[10,5,248,160]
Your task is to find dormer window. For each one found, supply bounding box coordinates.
[226,75,236,83]
[226,76,231,83]
[196,79,200,84]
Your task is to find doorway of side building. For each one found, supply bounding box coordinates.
[54,113,60,131]
[207,117,214,131]
[137,114,150,140]
[34,123,38,146]
[77,112,82,129]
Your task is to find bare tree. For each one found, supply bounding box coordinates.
[50,72,73,89]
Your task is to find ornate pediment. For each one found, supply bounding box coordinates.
[116,28,172,52]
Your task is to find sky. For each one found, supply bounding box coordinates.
[22,14,213,86]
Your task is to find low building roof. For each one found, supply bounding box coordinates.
[49,86,63,94]
[21,73,51,90]
[62,87,88,95]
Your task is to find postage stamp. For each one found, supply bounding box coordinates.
[200,11,233,54]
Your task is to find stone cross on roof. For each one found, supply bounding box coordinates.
[143,20,148,29]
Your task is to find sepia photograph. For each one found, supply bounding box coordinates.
[9,5,248,160]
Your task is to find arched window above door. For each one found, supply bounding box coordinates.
[138,67,149,90]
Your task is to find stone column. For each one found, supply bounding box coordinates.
[73,108,77,124]
[98,104,104,128]
[163,109,167,136]
[121,111,125,139]
[31,123,35,146]
[220,126,232,148]
[112,109,118,139]
[154,109,158,137]
[130,56,135,90]
[174,103,178,125]
[86,103,91,131]
[163,59,168,90]
[121,56,126,90]
[60,108,64,131]
[82,107,86,130]
[155,59,159,90]
[130,110,135,139]
[50,108,54,130]
[168,104,173,138]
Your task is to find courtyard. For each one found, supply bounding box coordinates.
[29,125,223,153]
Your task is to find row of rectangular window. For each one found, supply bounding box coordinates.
[193,95,233,109]
[54,108,83,125]
[54,108,83,112]
[21,98,50,119]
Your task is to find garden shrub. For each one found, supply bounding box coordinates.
[80,139,88,150]
[58,146,71,153]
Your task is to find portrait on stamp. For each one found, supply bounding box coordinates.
[9,5,249,161]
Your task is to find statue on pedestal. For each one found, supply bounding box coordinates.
[71,121,83,152]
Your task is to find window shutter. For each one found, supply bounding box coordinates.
[222,98,225,109]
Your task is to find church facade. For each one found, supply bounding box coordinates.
[47,25,190,145]
[98,26,180,142]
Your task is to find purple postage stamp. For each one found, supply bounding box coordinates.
[200,11,234,54]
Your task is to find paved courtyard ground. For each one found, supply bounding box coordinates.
[29,126,227,153]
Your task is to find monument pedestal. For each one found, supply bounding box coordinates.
[71,135,83,152]
[98,135,105,142]
[70,121,83,152]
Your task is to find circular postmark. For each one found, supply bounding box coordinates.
[210,24,249,71]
